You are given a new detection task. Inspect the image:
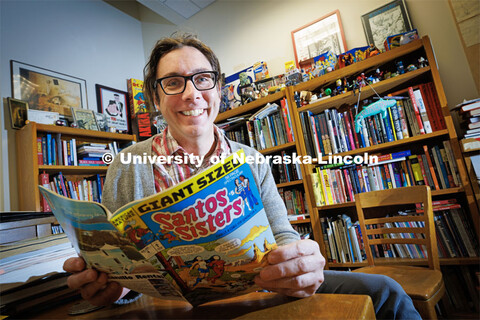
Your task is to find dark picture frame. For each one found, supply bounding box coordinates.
[10,60,88,116]
[361,0,413,50]
[71,108,99,131]
[291,10,347,68]
[7,97,28,129]
[95,84,130,133]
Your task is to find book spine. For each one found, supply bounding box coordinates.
[37,137,43,165]
[413,88,433,133]
[396,100,410,138]
[433,145,450,188]
[408,87,425,134]
[408,155,425,185]
[390,102,403,140]
[422,145,440,190]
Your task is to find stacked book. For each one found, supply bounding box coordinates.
[455,98,480,139]
[77,142,111,166]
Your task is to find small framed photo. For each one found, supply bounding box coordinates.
[8,97,28,129]
[10,60,88,116]
[291,10,347,68]
[96,84,130,133]
[361,0,413,51]
[71,108,99,131]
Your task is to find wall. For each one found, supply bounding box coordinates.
[0,0,146,211]
[141,0,478,107]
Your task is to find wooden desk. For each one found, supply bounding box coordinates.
[31,292,375,320]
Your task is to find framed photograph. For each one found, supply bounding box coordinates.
[7,98,28,129]
[71,108,99,131]
[361,0,413,51]
[291,10,347,67]
[10,60,88,116]
[95,84,130,133]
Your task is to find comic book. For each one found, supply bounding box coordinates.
[39,150,276,306]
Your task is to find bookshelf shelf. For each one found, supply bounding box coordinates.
[277,180,304,188]
[328,257,480,268]
[38,165,109,174]
[319,130,449,161]
[16,122,136,211]
[215,90,285,123]
[299,67,431,115]
[259,141,296,155]
[293,38,425,92]
[316,202,355,210]
[290,218,311,225]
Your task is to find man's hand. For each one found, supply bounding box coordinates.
[64,257,126,306]
[254,239,325,298]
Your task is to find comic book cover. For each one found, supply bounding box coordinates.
[126,78,148,117]
[39,149,276,306]
[38,186,186,302]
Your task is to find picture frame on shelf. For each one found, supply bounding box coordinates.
[291,10,347,68]
[71,108,99,131]
[94,111,109,132]
[10,60,88,116]
[95,84,130,134]
[361,0,413,51]
[7,97,28,129]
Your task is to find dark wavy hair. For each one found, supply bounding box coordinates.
[143,32,221,108]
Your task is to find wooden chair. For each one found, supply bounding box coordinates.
[352,186,445,319]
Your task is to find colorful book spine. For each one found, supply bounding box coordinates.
[408,87,425,134]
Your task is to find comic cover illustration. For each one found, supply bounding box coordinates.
[39,149,276,306]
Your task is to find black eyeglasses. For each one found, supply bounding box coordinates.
[155,71,218,95]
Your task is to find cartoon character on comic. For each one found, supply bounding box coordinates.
[124,222,155,249]
[234,178,251,211]
[207,255,226,284]
[189,256,210,287]
[239,175,258,209]
[159,230,179,243]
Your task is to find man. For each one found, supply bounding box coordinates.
[64,33,420,319]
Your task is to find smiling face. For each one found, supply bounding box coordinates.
[155,46,221,149]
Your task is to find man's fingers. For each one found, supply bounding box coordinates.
[260,254,321,281]
[63,257,86,273]
[67,268,99,290]
[267,240,319,265]
[87,282,123,306]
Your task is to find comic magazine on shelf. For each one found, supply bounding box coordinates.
[39,150,277,306]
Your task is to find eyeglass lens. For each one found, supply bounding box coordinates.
[160,72,216,94]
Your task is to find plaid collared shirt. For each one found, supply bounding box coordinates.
[152,126,231,193]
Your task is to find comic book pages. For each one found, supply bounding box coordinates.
[39,149,276,306]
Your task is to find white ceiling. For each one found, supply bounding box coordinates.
[137,0,216,24]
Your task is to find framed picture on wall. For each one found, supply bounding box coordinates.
[10,60,88,116]
[7,97,28,129]
[361,0,413,51]
[291,10,347,68]
[95,84,130,133]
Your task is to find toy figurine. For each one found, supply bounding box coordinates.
[300,91,312,106]
[418,56,428,68]
[396,61,405,74]
[407,64,417,72]
[356,73,367,88]
[368,43,380,57]
[336,79,343,93]
[355,99,397,133]
[375,68,384,81]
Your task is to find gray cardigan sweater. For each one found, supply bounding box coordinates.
[102,136,300,246]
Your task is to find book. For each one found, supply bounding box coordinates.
[127,78,147,117]
[38,150,277,307]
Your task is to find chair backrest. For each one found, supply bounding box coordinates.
[355,186,440,270]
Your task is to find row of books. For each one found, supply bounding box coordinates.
[320,214,365,263]
[310,143,461,207]
[39,172,105,211]
[319,202,478,264]
[36,134,127,166]
[278,187,308,217]
[37,135,78,166]
[300,83,445,157]
[292,223,313,240]
[245,98,295,150]
[271,151,303,184]
[425,200,479,258]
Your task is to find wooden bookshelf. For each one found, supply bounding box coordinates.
[16,122,136,211]
[328,257,480,268]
